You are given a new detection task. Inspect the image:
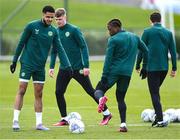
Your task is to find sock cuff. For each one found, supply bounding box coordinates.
[103,109,110,116]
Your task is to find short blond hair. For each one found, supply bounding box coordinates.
[55,8,66,17]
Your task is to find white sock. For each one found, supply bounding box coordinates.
[99,97,103,102]
[120,122,126,127]
[61,116,68,121]
[103,109,110,116]
[13,109,20,122]
[36,112,42,126]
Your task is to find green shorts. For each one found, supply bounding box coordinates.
[19,64,45,83]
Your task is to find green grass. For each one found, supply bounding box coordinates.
[1,0,180,30]
[0,61,180,139]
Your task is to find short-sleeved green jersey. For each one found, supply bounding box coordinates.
[50,23,89,70]
[103,30,148,77]
[136,23,177,71]
[13,19,71,70]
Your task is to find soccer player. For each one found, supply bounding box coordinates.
[10,5,71,131]
[49,8,112,126]
[94,19,148,132]
[136,12,177,127]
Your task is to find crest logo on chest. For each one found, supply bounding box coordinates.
[48,31,53,36]
[65,32,70,37]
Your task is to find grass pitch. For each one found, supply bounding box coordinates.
[0,61,180,139]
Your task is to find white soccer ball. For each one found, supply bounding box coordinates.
[149,112,170,124]
[150,114,156,122]
[141,109,155,122]
[163,113,171,123]
[175,109,180,122]
[67,112,82,123]
[150,112,170,123]
[165,109,176,122]
[69,119,85,134]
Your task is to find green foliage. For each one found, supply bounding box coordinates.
[1,0,180,30]
[84,30,108,55]
[0,61,180,139]
[175,34,180,56]
[1,0,180,55]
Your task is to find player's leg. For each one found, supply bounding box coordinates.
[116,75,130,132]
[12,64,31,131]
[94,81,109,112]
[53,69,71,126]
[147,71,167,127]
[159,71,168,87]
[13,82,28,131]
[94,75,117,113]
[73,71,108,109]
[73,71,112,125]
[33,69,49,130]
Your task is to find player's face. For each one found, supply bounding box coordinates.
[42,12,55,25]
[55,16,66,27]
[107,24,118,36]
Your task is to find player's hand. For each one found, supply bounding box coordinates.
[170,70,176,78]
[10,62,16,73]
[136,68,140,73]
[136,65,140,73]
[49,69,54,78]
[140,69,147,80]
[83,68,90,76]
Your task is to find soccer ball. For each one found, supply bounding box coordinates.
[163,113,171,123]
[175,109,180,122]
[69,119,85,134]
[150,112,170,123]
[164,109,176,122]
[150,114,156,122]
[141,109,155,122]
[67,112,82,123]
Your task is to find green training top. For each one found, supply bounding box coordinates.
[50,23,89,70]
[13,19,71,70]
[103,30,148,77]
[136,23,177,71]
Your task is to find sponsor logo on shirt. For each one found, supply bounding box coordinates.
[48,31,53,36]
[65,32,70,37]
[35,29,39,34]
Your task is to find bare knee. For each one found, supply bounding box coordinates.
[18,83,27,96]
[34,84,43,99]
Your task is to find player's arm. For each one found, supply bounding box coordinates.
[168,32,177,77]
[73,28,89,75]
[136,51,143,72]
[50,41,58,70]
[49,44,58,78]
[53,30,71,70]
[10,23,32,73]
[137,37,149,79]
[102,38,115,79]
[136,30,147,72]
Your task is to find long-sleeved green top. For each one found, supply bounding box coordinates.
[50,23,89,70]
[136,23,177,71]
[103,30,148,77]
[12,19,71,70]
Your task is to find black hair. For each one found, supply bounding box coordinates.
[42,5,55,13]
[108,19,122,28]
[150,12,161,23]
